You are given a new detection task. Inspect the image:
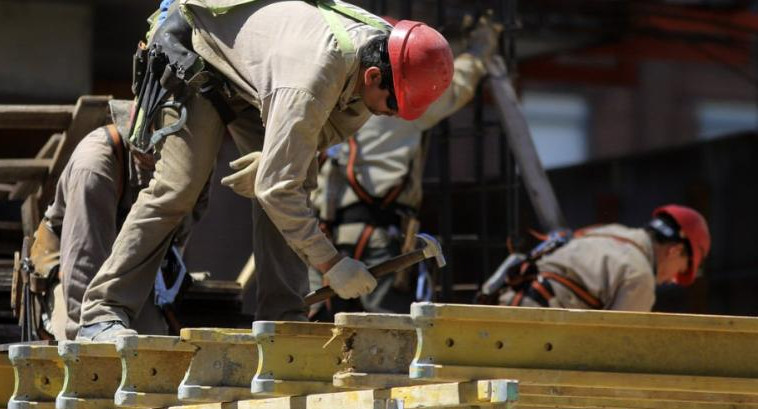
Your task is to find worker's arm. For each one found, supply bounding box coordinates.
[413,54,487,131]
[254,87,342,270]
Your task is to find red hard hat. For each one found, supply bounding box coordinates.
[388,20,454,120]
[381,15,399,26]
[652,204,711,286]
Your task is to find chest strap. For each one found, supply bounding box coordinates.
[346,135,409,210]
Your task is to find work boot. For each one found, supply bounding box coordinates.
[76,320,137,342]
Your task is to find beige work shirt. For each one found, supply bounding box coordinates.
[538,224,656,311]
[315,53,486,222]
[182,0,388,266]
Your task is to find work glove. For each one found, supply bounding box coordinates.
[324,257,377,299]
[220,151,262,198]
[466,11,503,62]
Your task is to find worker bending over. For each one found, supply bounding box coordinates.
[485,205,710,311]
[77,0,454,341]
[309,15,501,318]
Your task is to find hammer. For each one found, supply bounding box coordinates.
[303,233,446,306]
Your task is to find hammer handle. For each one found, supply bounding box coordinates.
[303,249,427,306]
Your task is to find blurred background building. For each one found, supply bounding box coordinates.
[1,0,756,320]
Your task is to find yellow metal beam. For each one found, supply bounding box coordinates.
[333,313,424,389]
[56,342,121,409]
[115,335,197,408]
[179,328,259,403]
[252,322,343,396]
[8,344,64,409]
[1,350,14,408]
[410,303,758,397]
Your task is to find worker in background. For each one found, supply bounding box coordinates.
[29,100,206,340]
[77,0,454,341]
[485,205,710,311]
[308,15,501,319]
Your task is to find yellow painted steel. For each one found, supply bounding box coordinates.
[410,303,758,399]
[1,351,14,408]
[56,342,121,409]
[178,328,259,403]
[251,322,343,396]
[333,312,424,389]
[8,344,64,409]
[115,335,197,408]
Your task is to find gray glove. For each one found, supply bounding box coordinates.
[324,257,377,299]
[467,12,502,62]
[220,151,262,198]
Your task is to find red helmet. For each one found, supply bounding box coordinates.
[381,15,399,26]
[388,20,454,120]
[652,204,711,286]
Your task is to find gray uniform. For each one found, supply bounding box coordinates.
[501,224,657,312]
[45,101,167,339]
[80,0,388,326]
[310,54,486,313]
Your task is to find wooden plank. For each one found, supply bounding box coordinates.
[10,133,62,201]
[21,194,40,237]
[39,96,111,209]
[0,105,73,130]
[0,221,22,231]
[0,159,51,183]
[486,56,566,230]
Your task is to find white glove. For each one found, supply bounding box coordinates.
[220,151,262,198]
[324,258,377,299]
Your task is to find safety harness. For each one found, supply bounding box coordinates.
[506,230,649,310]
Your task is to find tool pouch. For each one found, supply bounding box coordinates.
[28,220,61,292]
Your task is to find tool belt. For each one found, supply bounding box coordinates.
[507,270,604,309]
[130,9,235,154]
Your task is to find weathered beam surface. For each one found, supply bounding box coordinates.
[56,342,121,409]
[252,321,343,397]
[8,344,64,409]
[10,133,63,201]
[0,105,74,130]
[1,350,14,408]
[115,335,197,408]
[333,313,422,389]
[410,303,758,397]
[169,380,518,409]
[179,328,259,403]
[0,159,51,183]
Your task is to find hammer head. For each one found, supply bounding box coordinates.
[416,233,446,268]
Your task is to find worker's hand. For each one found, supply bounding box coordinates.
[220,151,262,198]
[324,257,377,299]
[466,11,503,62]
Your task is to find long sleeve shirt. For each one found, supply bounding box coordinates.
[182,0,389,265]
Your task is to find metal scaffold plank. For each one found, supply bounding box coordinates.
[1,349,14,408]
[178,328,259,403]
[169,380,517,409]
[8,344,64,409]
[252,322,343,397]
[56,342,121,409]
[409,303,758,397]
[333,313,424,389]
[115,335,198,408]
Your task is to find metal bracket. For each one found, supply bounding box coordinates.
[252,322,344,397]
[115,335,197,408]
[178,328,259,403]
[56,342,121,409]
[8,344,64,409]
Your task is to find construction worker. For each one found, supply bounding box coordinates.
[31,100,204,340]
[491,205,711,311]
[76,0,454,341]
[308,16,501,318]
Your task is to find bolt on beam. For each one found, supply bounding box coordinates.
[252,321,344,397]
[332,313,426,389]
[115,335,197,408]
[56,341,121,409]
[8,344,64,409]
[179,328,259,403]
[410,302,758,397]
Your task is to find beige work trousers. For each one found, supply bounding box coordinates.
[80,94,309,327]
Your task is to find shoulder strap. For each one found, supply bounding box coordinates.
[346,135,410,209]
[104,125,125,202]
